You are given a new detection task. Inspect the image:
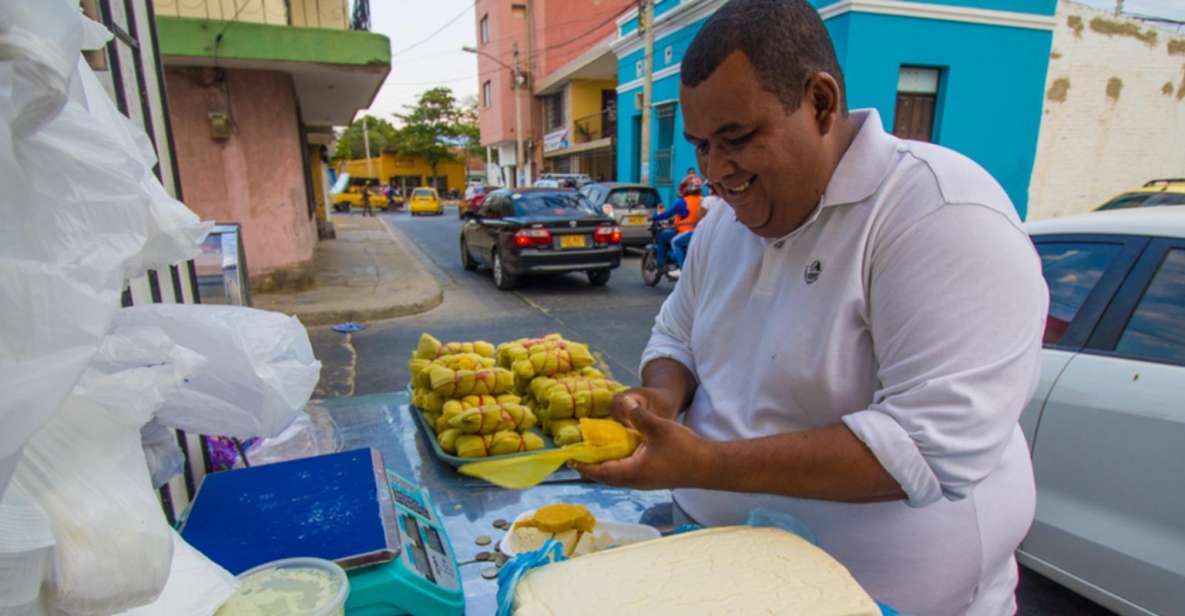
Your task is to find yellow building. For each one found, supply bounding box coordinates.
[341,152,469,197]
[538,76,617,182]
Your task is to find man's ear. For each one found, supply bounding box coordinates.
[805,72,842,135]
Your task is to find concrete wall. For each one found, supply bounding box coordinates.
[1028,1,1185,219]
[165,67,317,288]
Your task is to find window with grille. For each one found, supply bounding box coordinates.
[893,66,941,142]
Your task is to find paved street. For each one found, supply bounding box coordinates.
[309,205,1115,616]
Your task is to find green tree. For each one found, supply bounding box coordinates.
[332,115,398,163]
[394,87,465,185]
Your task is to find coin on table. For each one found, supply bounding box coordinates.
[475,551,493,561]
[481,566,499,580]
[492,518,509,530]
[475,535,492,546]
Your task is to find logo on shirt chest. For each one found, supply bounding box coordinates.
[804,260,823,284]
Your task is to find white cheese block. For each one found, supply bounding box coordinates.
[513,526,879,616]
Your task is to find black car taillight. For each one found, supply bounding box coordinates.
[594,225,622,244]
[514,228,552,248]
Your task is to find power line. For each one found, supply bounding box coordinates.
[391,1,477,57]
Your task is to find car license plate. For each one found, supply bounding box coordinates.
[560,235,587,249]
[626,215,647,225]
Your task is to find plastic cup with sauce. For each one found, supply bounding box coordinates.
[215,557,349,616]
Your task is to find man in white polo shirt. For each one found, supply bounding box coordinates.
[574,1,1048,614]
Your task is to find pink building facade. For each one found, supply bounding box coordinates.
[473,0,632,186]
[165,68,318,289]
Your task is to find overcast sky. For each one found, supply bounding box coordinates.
[354,0,479,125]
[353,0,1184,126]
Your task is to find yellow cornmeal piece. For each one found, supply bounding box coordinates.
[517,503,596,534]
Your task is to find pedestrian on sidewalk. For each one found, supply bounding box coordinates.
[361,181,375,217]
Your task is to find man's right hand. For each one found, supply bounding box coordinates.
[611,386,683,425]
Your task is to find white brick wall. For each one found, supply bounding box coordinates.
[1027,0,1185,220]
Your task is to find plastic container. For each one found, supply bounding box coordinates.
[215,557,349,616]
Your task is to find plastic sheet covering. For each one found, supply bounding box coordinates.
[114,530,239,616]
[0,0,209,496]
[238,408,342,468]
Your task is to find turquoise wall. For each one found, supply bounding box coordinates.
[812,0,1055,12]
[834,12,1052,216]
[614,1,1054,216]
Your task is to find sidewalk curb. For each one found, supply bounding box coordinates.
[257,214,444,327]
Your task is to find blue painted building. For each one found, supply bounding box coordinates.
[611,0,1057,218]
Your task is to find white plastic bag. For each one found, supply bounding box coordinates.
[13,395,173,615]
[111,304,322,439]
[114,530,239,616]
[0,0,209,496]
[0,483,55,614]
[140,421,185,490]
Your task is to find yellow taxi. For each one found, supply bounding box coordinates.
[409,187,443,216]
[330,176,392,212]
[1094,178,1185,211]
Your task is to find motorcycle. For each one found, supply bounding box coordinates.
[641,219,681,287]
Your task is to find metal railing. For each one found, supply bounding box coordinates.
[572,108,616,144]
[351,0,371,31]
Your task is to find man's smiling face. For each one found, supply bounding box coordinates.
[681,51,835,238]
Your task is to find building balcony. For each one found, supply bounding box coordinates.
[154,0,370,31]
[154,6,389,130]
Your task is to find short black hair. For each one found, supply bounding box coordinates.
[682,0,845,112]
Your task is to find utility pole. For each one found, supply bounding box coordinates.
[525,0,537,186]
[513,42,525,188]
[362,114,374,179]
[1114,0,1123,16]
[639,0,655,185]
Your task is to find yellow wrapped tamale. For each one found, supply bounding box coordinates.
[455,434,495,458]
[438,428,461,454]
[495,334,568,367]
[415,333,496,360]
[448,406,513,434]
[489,430,546,456]
[511,346,596,382]
[429,366,514,398]
[548,418,583,446]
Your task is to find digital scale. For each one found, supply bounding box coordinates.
[181,448,465,615]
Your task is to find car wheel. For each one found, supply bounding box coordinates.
[493,250,517,290]
[460,237,477,271]
[587,269,611,287]
[641,249,661,287]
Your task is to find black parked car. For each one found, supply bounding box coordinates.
[459,189,622,290]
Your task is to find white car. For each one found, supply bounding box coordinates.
[1019,206,1185,615]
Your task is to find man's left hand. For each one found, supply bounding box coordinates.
[572,395,709,490]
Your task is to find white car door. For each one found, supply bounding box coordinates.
[1022,241,1185,616]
